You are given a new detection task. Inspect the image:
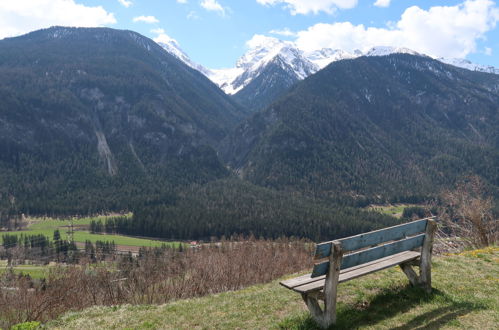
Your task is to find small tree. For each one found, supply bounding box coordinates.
[53,229,61,242]
[439,176,498,248]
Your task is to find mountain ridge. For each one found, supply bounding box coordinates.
[0,26,245,214]
[221,53,499,200]
[157,35,499,103]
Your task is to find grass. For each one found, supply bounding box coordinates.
[367,204,418,218]
[0,260,50,279]
[1,215,182,248]
[46,247,498,329]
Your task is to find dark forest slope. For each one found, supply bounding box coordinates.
[222,54,499,200]
[0,27,246,215]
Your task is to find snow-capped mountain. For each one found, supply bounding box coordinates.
[209,39,318,95]
[156,37,211,76]
[438,57,499,75]
[152,35,499,105]
[207,44,429,96]
[364,46,421,57]
[305,48,360,69]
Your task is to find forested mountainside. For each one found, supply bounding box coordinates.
[1,28,498,228]
[95,178,400,241]
[0,27,246,215]
[222,54,499,201]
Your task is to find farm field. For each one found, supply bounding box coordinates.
[0,215,182,249]
[0,260,50,279]
[367,204,419,218]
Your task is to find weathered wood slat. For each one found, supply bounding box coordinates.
[315,218,431,258]
[419,219,437,293]
[280,251,420,290]
[292,250,420,293]
[312,234,425,277]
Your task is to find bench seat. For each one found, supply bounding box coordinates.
[280,250,420,294]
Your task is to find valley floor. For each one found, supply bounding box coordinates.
[46,247,498,329]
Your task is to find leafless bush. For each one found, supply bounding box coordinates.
[439,176,498,249]
[0,237,312,328]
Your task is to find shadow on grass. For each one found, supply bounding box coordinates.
[278,285,486,330]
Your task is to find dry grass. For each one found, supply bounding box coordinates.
[45,247,498,329]
[0,238,312,328]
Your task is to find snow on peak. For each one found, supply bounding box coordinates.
[207,42,428,95]
[211,37,318,94]
[155,33,211,76]
[305,48,359,69]
[438,57,499,75]
[364,46,421,57]
[236,35,286,69]
[154,31,498,96]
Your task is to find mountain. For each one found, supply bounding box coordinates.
[209,44,426,112]
[438,57,499,75]
[209,39,318,111]
[205,39,498,113]
[0,26,246,215]
[304,48,360,69]
[156,37,211,77]
[221,54,499,201]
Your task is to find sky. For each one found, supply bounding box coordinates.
[0,0,498,69]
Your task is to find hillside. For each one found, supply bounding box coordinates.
[45,247,499,329]
[222,54,499,201]
[103,178,400,241]
[0,27,246,215]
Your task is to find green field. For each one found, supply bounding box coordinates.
[0,260,50,279]
[1,215,182,248]
[46,247,499,329]
[368,204,418,218]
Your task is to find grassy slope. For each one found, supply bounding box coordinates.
[1,216,180,248]
[46,247,498,329]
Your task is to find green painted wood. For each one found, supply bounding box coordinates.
[315,218,429,258]
[311,233,425,278]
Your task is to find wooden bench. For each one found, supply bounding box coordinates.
[280,217,437,328]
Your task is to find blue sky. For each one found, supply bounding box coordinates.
[0,0,498,69]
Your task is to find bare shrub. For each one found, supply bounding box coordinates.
[439,176,498,249]
[0,237,312,328]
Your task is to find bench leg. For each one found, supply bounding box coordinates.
[419,219,437,293]
[399,262,419,286]
[301,242,343,328]
[301,293,324,324]
[323,242,342,327]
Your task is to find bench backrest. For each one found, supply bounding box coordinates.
[311,217,434,278]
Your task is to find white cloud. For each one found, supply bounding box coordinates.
[0,0,116,39]
[246,34,280,49]
[484,47,493,55]
[269,28,297,37]
[133,15,159,24]
[118,0,133,8]
[294,0,499,58]
[177,0,188,3]
[256,0,358,15]
[187,11,200,20]
[373,0,391,8]
[201,0,226,16]
[150,28,165,35]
